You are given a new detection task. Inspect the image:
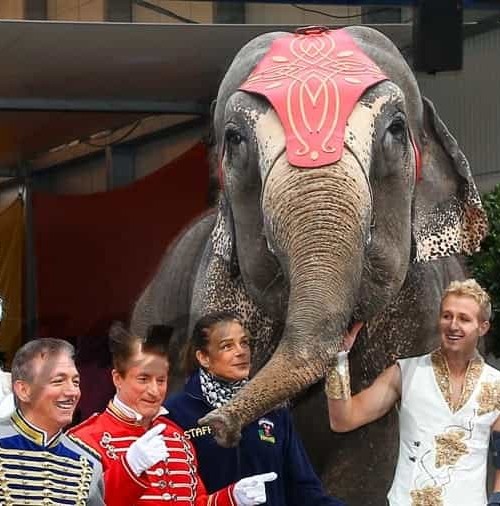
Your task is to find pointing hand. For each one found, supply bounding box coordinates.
[233,472,278,506]
[126,423,168,476]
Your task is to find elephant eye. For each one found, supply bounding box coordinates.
[379,112,409,178]
[223,124,249,173]
[387,116,407,138]
[225,128,243,146]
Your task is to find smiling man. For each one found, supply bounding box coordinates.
[70,322,276,506]
[0,338,105,505]
[327,279,500,506]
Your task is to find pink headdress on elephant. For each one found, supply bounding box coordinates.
[239,26,421,178]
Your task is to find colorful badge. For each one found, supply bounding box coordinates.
[258,418,276,444]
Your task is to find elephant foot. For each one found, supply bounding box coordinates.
[199,411,242,448]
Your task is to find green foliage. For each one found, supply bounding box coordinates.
[468,183,500,355]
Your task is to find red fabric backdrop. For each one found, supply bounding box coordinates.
[33,142,210,338]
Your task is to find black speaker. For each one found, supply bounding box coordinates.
[413,0,463,72]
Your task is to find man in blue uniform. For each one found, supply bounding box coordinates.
[0,338,105,505]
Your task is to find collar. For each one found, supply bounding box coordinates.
[198,368,248,409]
[11,408,63,448]
[434,346,484,367]
[109,395,168,425]
[113,395,142,422]
[431,347,484,413]
[182,370,208,404]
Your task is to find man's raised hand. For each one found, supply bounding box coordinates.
[126,423,168,476]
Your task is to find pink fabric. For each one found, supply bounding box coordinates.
[410,132,422,182]
[240,27,387,168]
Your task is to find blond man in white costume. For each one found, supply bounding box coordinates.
[327,279,500,506]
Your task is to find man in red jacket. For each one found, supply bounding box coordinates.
[70,323,275,506]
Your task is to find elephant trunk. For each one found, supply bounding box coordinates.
[200,158,370,447]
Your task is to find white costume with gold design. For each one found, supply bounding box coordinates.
[388,349,500,506]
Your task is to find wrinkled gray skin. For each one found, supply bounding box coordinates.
[132,26,487,505]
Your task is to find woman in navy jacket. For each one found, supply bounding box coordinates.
[165,311,346,506]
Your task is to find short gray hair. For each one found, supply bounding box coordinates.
[11,338,75,385]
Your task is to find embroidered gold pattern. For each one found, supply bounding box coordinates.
[434,429,468,467]
[325,369,350,399]
[0,447,92,504]
[410,486,443,506]
[431,349,483,413]
[241,30,386,166]
[477,381,500,415]
[11,409,63,448]
[325,354,350,400]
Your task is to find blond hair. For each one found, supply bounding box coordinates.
[442,278,491,321]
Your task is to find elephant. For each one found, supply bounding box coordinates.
[131,26,488,505]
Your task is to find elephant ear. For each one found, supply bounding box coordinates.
[206,99,222,206]
[210,195,236,266]
[412,97,488,262]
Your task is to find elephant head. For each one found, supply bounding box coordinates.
[199,26,487,446]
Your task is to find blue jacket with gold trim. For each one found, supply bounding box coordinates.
[0,409,105,505]
[165,370,346,506]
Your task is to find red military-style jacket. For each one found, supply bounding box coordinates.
[69,400,236,506]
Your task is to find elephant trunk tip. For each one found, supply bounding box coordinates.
[198,411,242,448]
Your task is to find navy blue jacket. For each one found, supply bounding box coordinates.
[165,371,346,506]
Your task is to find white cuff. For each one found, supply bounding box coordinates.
[325,351,351,400]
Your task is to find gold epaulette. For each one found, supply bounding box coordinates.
[67,432,101,462]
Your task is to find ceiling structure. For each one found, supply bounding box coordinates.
[0,20,414,173]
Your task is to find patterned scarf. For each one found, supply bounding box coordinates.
[199,368,248,408]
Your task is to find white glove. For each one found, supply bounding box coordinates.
[126,423,168,476]
[233,472,277,506]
